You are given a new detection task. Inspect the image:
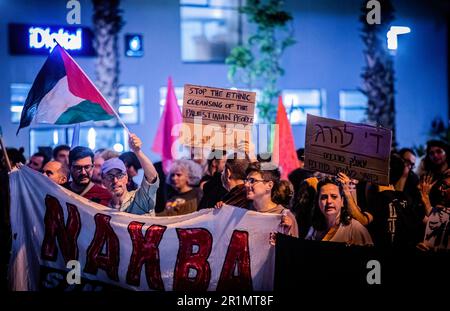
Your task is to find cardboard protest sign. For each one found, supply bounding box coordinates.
[423,208,450,250]
[180,84,256,149]
[304,114,392,185]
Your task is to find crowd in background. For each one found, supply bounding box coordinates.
[0,136,449,289]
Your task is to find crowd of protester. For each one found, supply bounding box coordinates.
[0,135,449,288]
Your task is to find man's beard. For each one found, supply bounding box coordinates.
[74,174,90,186]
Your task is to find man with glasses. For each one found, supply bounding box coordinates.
[101,133,159,215]
[64,146,111,206]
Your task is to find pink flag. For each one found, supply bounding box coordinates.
[272,96,299,179]
[152,77,182,173]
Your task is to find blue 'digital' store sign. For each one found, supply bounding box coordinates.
[8,23,96,56]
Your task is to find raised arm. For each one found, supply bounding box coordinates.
[337,172,372,226]
[128,133,158,183]
[418,174,436,217]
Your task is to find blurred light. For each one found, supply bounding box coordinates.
[10,105,23,113]
[118,106,134,114]
[125,34,143,57]
[129,37,140,51]
[87,127,96,150]
[52,130,59,145]
[113,143,124,153]
[387,26,411,50]
[29,27,82,51]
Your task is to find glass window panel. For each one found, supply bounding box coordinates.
[30,127,128,155]
[118,85,141,124]
[339,90,368,122]
[159,86,184,116]
[10,83,31,123]
[340,90,367,108]
[281,89,324,125]
[181,0,208,5]
[180,3,240,62]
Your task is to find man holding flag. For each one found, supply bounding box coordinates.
[15,43,161,213]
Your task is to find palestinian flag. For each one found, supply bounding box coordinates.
[17,44,114,134]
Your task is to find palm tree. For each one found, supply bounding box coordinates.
[360,0,397,147]
[92,0,124,109]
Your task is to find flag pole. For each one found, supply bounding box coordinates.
[59,44,131,136]
[0,127,12,172]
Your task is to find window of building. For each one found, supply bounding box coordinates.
[118,85,142,124]
[159,86,184,115]
[180,0,241,62]
[10,83,31,123]
[280,89,325,125]
[29,127,128,155]
[339,90,367,123]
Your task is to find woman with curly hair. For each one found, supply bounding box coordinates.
[305,178,373,246]
[157,159,203,216]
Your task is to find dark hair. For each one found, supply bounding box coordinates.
[389,153,405,185]
[205,149,227,174]
[246,162,292,205]
[52,145,70,160]
[119,152,141,170]
[296,148,305,161]
[225,152,250,180]
[272,179,294,207]
[31,152,50,166]
[257,153,272,163]
[1,147,26,169]
[398,148,416,157]
[69,146,94,166]
[424,140,450,173]
[312,178,351,231]
[6,147,26,166]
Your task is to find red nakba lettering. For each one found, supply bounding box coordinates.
[84,213,120,281]
[126,222,166,289]
[173,228,212,291]
[41,195,81,263]
[217,230,252,291]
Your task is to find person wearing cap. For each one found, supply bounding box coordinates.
[102,133,159,215]
[119,151,142,191]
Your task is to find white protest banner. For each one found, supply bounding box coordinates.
[304,114,392,185]
[423,208,450,250]
[180,84,256,150]
[8,166,278,291]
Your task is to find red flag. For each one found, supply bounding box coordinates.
[152,77,182,173]
[272,96,299,179]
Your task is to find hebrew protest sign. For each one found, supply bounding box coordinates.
[180,84,256,149]
[304,114,392,185]
[8,166,278,291]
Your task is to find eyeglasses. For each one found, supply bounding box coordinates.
[244,177,267,185]
[403,159,415,169]
[71,164,94,173]
[104,172,127,182]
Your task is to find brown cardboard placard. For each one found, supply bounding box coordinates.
[304,114,392,185]
[181,84,256,149]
